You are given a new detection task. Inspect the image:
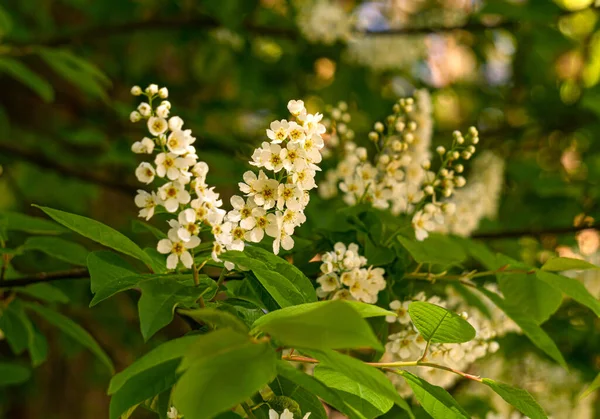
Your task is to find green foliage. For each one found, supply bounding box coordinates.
[481,379,547,419]
[0,57,54,102]
[408,301,476,344]
[178,307,249,334]
[397,235,467,268]
[541,257,600,272]
[0,363,31,386]
[581,373,600,400]
[22,236,89,266]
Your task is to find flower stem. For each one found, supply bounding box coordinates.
[241,401,256,419]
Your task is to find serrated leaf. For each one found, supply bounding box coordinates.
[536,271,600,316]
[314,366,393,419]
[304,349,414,418]
[252,300,383,351]
[109,335,198,395]
[178,307,249,334]
[408,301,476,344]
[173,328,277,419]
[0,57,54,102]
[482,378,547,419]
[398,371,469,418]
[138,278,216,341]
[477,287,567,368]
[35,206,154,268]
[541,257,600,272]
[24,302,114,373]
[22,236,89,266]
[0,363,31,386]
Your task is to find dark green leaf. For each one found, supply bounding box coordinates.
[481,378,547,419]
[0,363,31,386]
[15,283,70,304]
[22,236,89,266]
[408,301,476,344]
[0,211,66,234]
[178,307,249,334]
[536,271,600,316]
[271,375,328,419]
[397,234,467,267]
[0,57,54,102]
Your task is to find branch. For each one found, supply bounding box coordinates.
[362,20,517,36]
[472,223,600,240]
[1,268,90,288]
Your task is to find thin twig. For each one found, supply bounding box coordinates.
[1,268,90,288]
[472,223,600,240]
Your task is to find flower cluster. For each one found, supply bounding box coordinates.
[269,409,311,419]
[320,90,479,241]
[384,287,518,394]
[316,242,386,304]
[129,84,325,270]
[320,101,354,160]
[296,0,352,45]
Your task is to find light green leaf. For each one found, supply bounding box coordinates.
[220,246,317,307]
[24,302,114,373]
[581,372,600,399]
[314,366,393,419]
[178,307,249,334]
[0,57,54,102]
[87,251,137,301]
[15,283,70,304]
[132,220,166,240]
[0,211,66,234]
[541,257,600,272]
[497,272,562,324]
[109,335,198,395]
[477,287,567,368]
[22,236,89,266]
[304,349,414,418]
[173,328,277,419]
[345,301,397,318]
[398,371,469,418]
[252,300,383,351]
[536,271,600,316]
[34,206,154,268]
[138,278,216,341]
[109,359,180,419]
[482,378,547,419]
[271,375,328,419]
[0,363,31,386]
[408,301,476,344]
[276,362,364,419]
[398,234,467,267]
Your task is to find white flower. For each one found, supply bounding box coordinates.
[412,210,435,241]
[134,190,159,220]
[155,152,193,181]
[287,121,306,144]
[130,85,142,96]
[227,196,257,229]
[138,102,152,117]
[156,104,170,118]
[158,181,191,212]
[387,300,411,324]
[169,116,184,131]
[166,130,191,154]
[191,161,209,180]
[239,170,267,196]
[130,111,141,122]
[265,213,294,254]
[176,208,201,242]
[167,406,181,419]
[158,87,169,98]
[147,116,168,136]
[245,207,269,242]
[259,143,285,172]
[280,142,306,172]
[146,84,158,95]
[253,177,280,210]
[292,167,317,190]
[303,112,326,136]
[135,162,155,184]
[302,134,324,164]
[277,183,302,210]
[269,408,311,419]
[131,137,155,154]
[287,100,305,116]
[266,119,290,143]
[317,272,340,292]
[157,229,200,269]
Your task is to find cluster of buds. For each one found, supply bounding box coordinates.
[321,101,354,158]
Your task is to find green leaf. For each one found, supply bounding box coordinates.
[449,283,492,319]
[0,363,31,386]
[536,271,600,316]
[109,335,198,395]
[138,278,216,341]
[0,300,47,366]
[497,272,562,324]
[22,236,89,266]
[397,234,467,267]
[398,371,469,419]
[24,302,114,373]
[88,251,137,296]
[0,57,54,102]
[0,4,13,37]
[34,206,154,268]
[132,220,167,240]
[541,257,600,272]
[110,359,180,419]
[252,300,383,351]
[220,246,317,307]
[408,301,476,344]
[304,349,414,418]
[271,375,328,419]
[581,372,600,399]
[481,378,547,419]
[345,301,398,318]
[314,366,393,419]
[173,328,277,419]
[178,307,249,334]
[0,211,66,234]
[276,362,364,419]
[477,287,567,368]
[15,283,70,304]
[38,48,111,101]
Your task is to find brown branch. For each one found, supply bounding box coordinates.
[472,223,600,240]
[2,268,90,288]
[362,20,518,36]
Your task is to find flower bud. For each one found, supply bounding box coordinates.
[331,108,341,120]
[338,101,348,111]
[146,84,159,95]
[392,140,403,151]
[436,146,446,155]
[456,135,465,145]
[471,135,480,145]
[341,113,351,123]
[379,155,390,165]
[468,126,478,137]
[455,176,466,187]
[368,131,379,142]
[424,185,434,195]
[404,133,414,144]
[408,121,417,131]
[130,85,142,96]
[392,104,400,113]
[452,130,462,140]
[466,145,476,154]
[158,87,169,98]
[442,202,456,214]
[454,164,464,173]
[130,111,141,122]
[374,122,385,133]
[357,147,367,160]
[440,168,448,177]
[461,151,472,160]
[421,159,431,170]
[337,123,348,134]
[395,121,405,132]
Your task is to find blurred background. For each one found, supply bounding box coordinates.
[1,0,600,417]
